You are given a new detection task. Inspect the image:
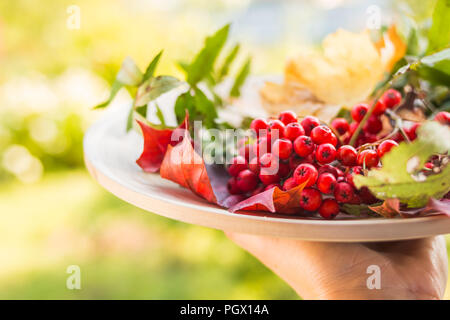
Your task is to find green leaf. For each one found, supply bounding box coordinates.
[341,203,382,217]
[143,50,163,82]
[174,91,196,125]
[354,122,450,207]
[93,80,123,109]
[155,103,166,127]
[135,75,182,107]
[186,24,230,86]
[427,0,450,54]
[418,48,450,86]
[116,56,143,86]
[193,87,217,128]
[216,44,240,82]
[230,57,251,97]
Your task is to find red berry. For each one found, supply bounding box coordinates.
[282,177,298,191]
[364,115,383,134]
[346,166,363,188]
[259,168,280,185]
[248,157,260,175]
[227,177,242,194]
[272,138,293,160]
[372,99,387,116]
[317,172,337,194]
[435,111,450,126]
[349,121,359,136]
[359,186,378,204]
[318,199,339,219]
[351,103,369,122]
[284,122,305,141]
[331,118,350,135]
[337,145,357,166]
[377,139,398,159]
[300,116,320,135]
[236,169,259,192]
[289,155,303,170]
[278,110,297,125]
[318,164,339,178]
[299,188,322,211]
[277,161,291,178]
[405,122,420,141]
[424,162,434,170]
[381,89,402,109]
[250,118,269,137]
[257,136,271,156]
[250,185,265,196]
[357,149,379,168]
[293,135,315,157]
[227,156,247,177]
[259,153,278,170]
[293,163,318,187]
[315,143,336,164]
[268,119,286,138]
[264,183,282,191]
[310,125,336,145]
[334,182,355,203]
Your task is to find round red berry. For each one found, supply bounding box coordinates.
[264,183,282,191]
[318,164,339,178]
[248,157,260,175]
[289,155,303,170]
[227,156,247,177]
[351,104,369,122]
[435,111,450,126]
[236,169,258,192]
[284,122,305,141]
[293,135,315,157]
[282,177,298,191]
[293,163,318,187]
[331,118,349,135]
[364,115,383,134]
[300,116,320,135]
[259,168,280,185]
[405,122,420,141]
[346,166,363,188]
[299,188,322,211]
[250,185,265,196]
[372,99,387,116]
[257,136,272,156]
[317,172,336,194]
[337,145,357,166]
[315,143,336,164]
[227,177,242,194]
[278,110,297,125]
[259,153,277,169]
[357,149,379,168]
[377,139,398,159]
[272,138,293,160]
[381,89,402,109]
[310,125,336,145]
[334,182,355,203]
[268,119,286,138]
[250,118,269,137]
[277,161,291,178]
[318,199,339,219]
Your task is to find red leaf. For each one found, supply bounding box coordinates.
[369,198,400,218]
[230,182,308,215]
[136,115,188,173]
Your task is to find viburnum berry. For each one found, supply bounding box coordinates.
[372,99,387,116]
[238,143,256,162]
[293,163,318,187]
[334,182,355,203]
[315,143,336,164]
[381,89,402,109]
[348,121,359,136]
[299,188,322,212]
[331,118,350,135]
[272,138,293,160]
[293,135,315,157]
[259,168,281,185]
[289,155,303,170]
[264,183,282,191]
[346,166,363,188]
[318,199,339,219]
[284,122,305,141]
[357,149,379,168]
[257,136,272,156]
[227,177,242,195]
[351,103,369,122]
[227,156,247,177]
[363,133,378,144]
[259,152,278,170]
[248,157,260,175]
[310,125,336,145]
[250,185,265,196]
[282,177,298,191]
[377,139,398,159]
[364,115,383,134]
[250,118,269,137]
[337,145,358,166]
[268,119,286,138]
[318,164,339,178]
[317,172,337,194]
[405,122,420,141]
[435,111,450,126]
[236,169,259,192]
[278,110,297,125]
[277,161,291,178]
[300,116,320,135]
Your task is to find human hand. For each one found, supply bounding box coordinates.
[226,233,448,300]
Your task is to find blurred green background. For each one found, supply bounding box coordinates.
[0,0,448,299]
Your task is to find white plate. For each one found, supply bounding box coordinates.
[84,79,450,242]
